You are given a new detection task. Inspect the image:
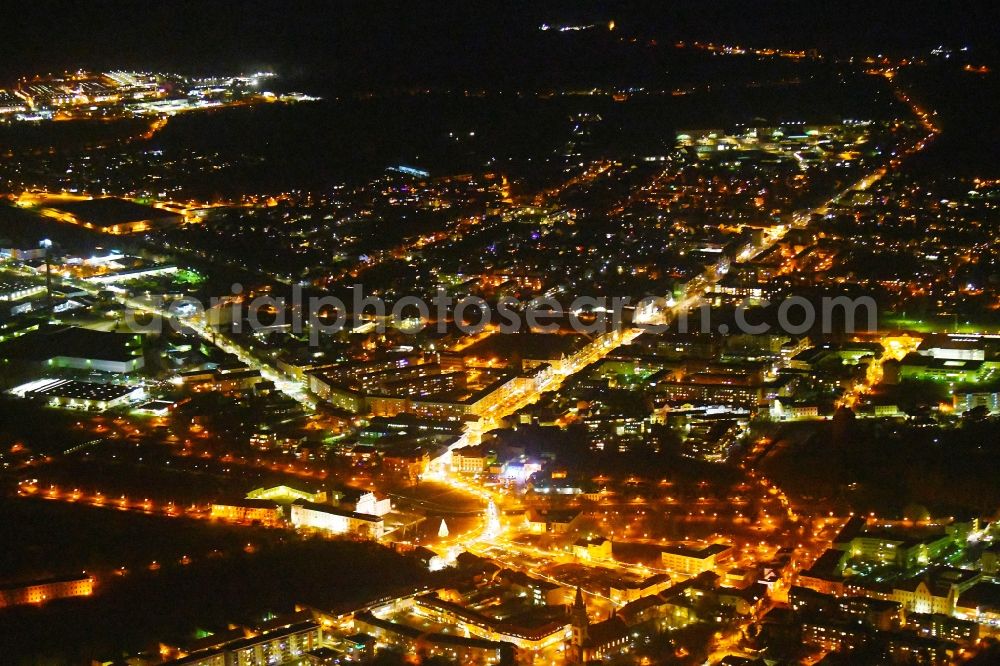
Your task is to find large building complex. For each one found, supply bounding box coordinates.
[309,355,525,421]
[289,500,385,540]
[37,197,184,235]
[0,574,95,608]
[661,543,734,576]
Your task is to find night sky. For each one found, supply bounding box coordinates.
[4,1,999,83]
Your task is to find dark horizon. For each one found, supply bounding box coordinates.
[5,1,999,84]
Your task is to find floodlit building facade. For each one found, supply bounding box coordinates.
[289,500,384,540]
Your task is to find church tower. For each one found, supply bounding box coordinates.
[569,586,589,662]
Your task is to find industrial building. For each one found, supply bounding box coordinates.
[11,326,145,373]
[25,379,144,411]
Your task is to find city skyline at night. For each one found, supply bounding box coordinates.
[0,3,999,666]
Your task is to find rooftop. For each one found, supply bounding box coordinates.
[13,326,143,364]
[291,499,381,523]
[662,542,732,559]
[27,379,139,402]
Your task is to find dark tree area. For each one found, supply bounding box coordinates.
[0,538,438,665]
[763,416,1000,516]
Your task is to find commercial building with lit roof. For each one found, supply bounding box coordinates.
[26,379,144,410]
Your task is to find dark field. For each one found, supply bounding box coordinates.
[761,417,1000,517]
[0,499,436,665]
